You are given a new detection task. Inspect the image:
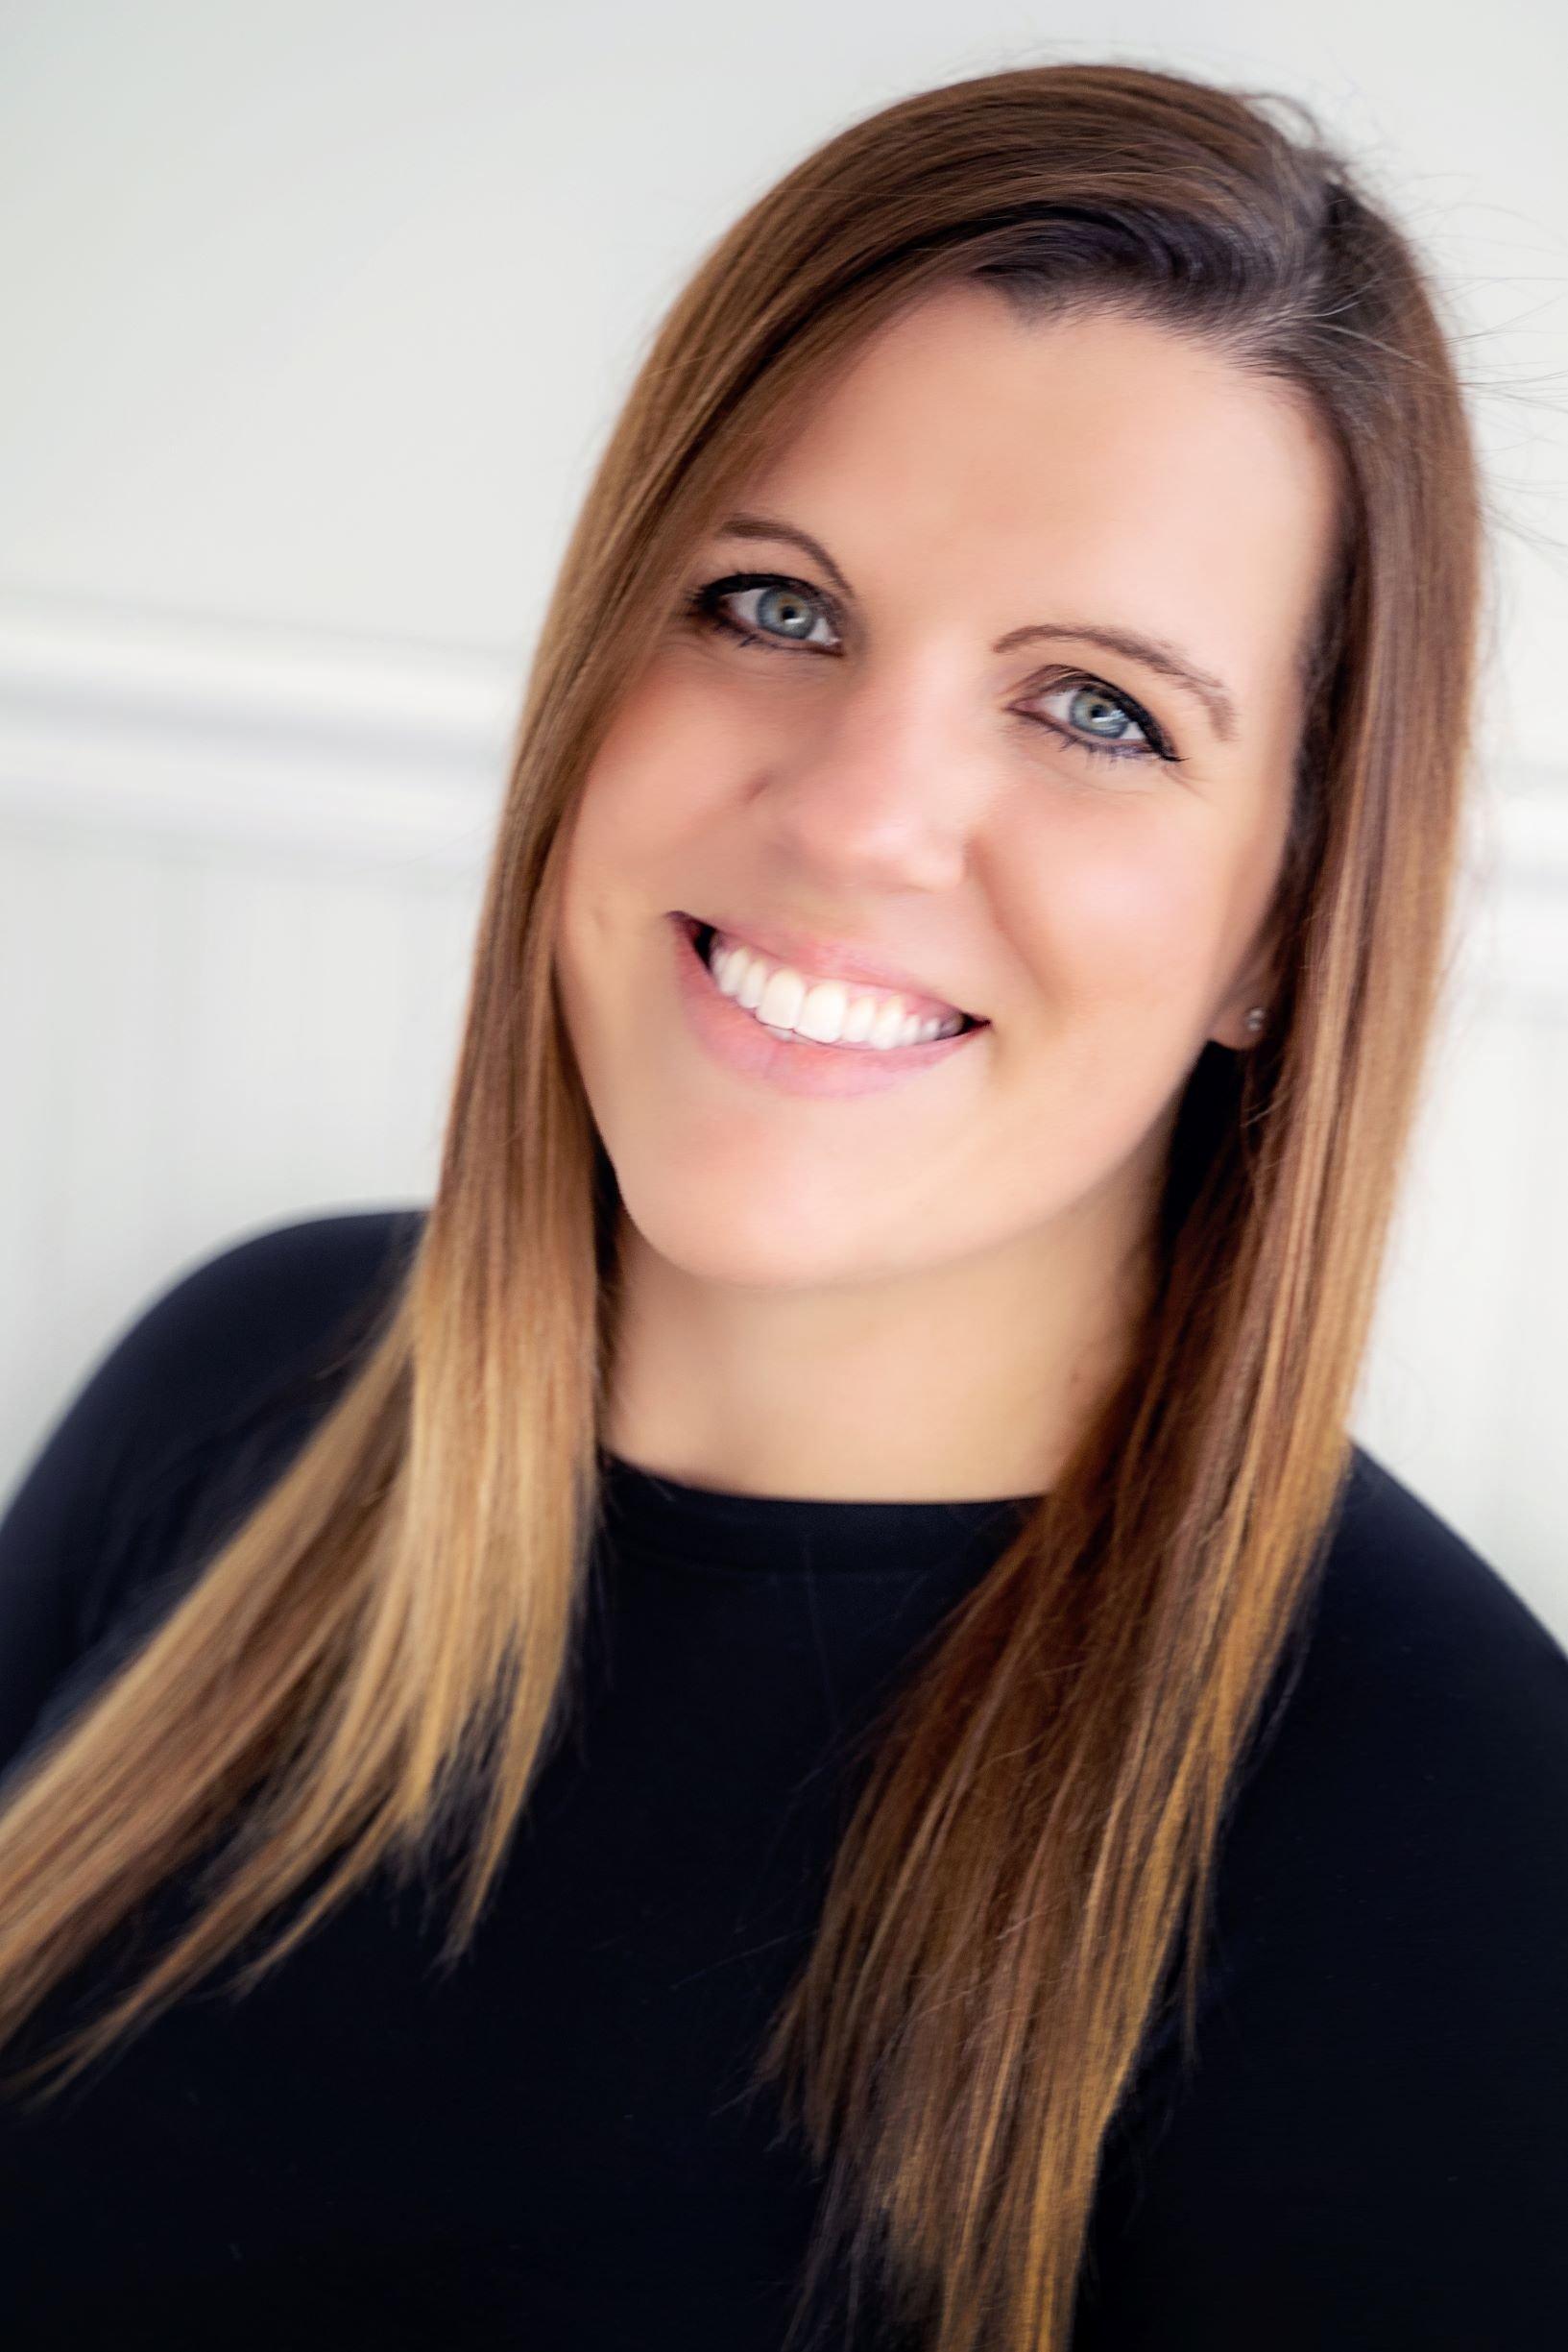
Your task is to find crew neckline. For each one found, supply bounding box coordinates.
[595,1446,1045,1575]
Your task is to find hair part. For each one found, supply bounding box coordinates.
[0,58,1484,2352]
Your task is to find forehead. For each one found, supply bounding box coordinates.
[742,285,1341,724]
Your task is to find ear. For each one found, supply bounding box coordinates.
[1209,919,1282,1055]
[1210,992,1271,1053]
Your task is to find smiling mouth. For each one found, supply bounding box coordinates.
[681,916,987,1033]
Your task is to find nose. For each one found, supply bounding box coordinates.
[754,668,982,893]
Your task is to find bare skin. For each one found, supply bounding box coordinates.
[554,286,1341,1501]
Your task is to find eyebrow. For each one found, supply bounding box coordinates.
[714,511,1240,745]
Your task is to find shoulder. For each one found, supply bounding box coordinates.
[0,1206,426,1769]
[1250,1442,1568,1835]
[71,1204,421,1488]
[1077,1450,1568,2341]
[1224,1440,1568,1955]
[1218,1441,1568,2111]
[25,1205,426,1550]
[1317,1439,1564,1679]
[97,1206,428,1472]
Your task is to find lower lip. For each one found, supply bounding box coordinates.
[666,913,987,1100]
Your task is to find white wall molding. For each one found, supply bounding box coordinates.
[0,591,521,873]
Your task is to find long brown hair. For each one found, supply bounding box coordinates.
[0,59,1486,2352]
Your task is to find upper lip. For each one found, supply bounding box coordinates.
[684,911,985,1024]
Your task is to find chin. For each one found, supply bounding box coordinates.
[610,1166,914,1293]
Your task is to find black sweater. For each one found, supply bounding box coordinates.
[1,1208,1565,2350]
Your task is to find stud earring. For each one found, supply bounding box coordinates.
[1244,1006,1266,1036]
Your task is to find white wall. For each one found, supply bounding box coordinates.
[3,2,1565,1634]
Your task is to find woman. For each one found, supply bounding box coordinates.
[0,58,1563,2352]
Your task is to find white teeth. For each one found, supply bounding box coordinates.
[707,932,966,1049]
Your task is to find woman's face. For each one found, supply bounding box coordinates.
[556,286,1339,1321]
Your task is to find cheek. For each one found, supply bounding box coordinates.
[557,674,738,1053]
[562,671,738,921]
[1007,813,1223,1020]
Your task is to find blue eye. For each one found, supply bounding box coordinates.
[680,570,1180,770]
[684,572,837,653]
[1028,679,1164,766]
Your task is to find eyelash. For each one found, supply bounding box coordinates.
[679,570,1181,769]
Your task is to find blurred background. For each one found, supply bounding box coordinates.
[1,2,1564,1632]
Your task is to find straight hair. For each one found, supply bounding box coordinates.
[0,59,1486,2352]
